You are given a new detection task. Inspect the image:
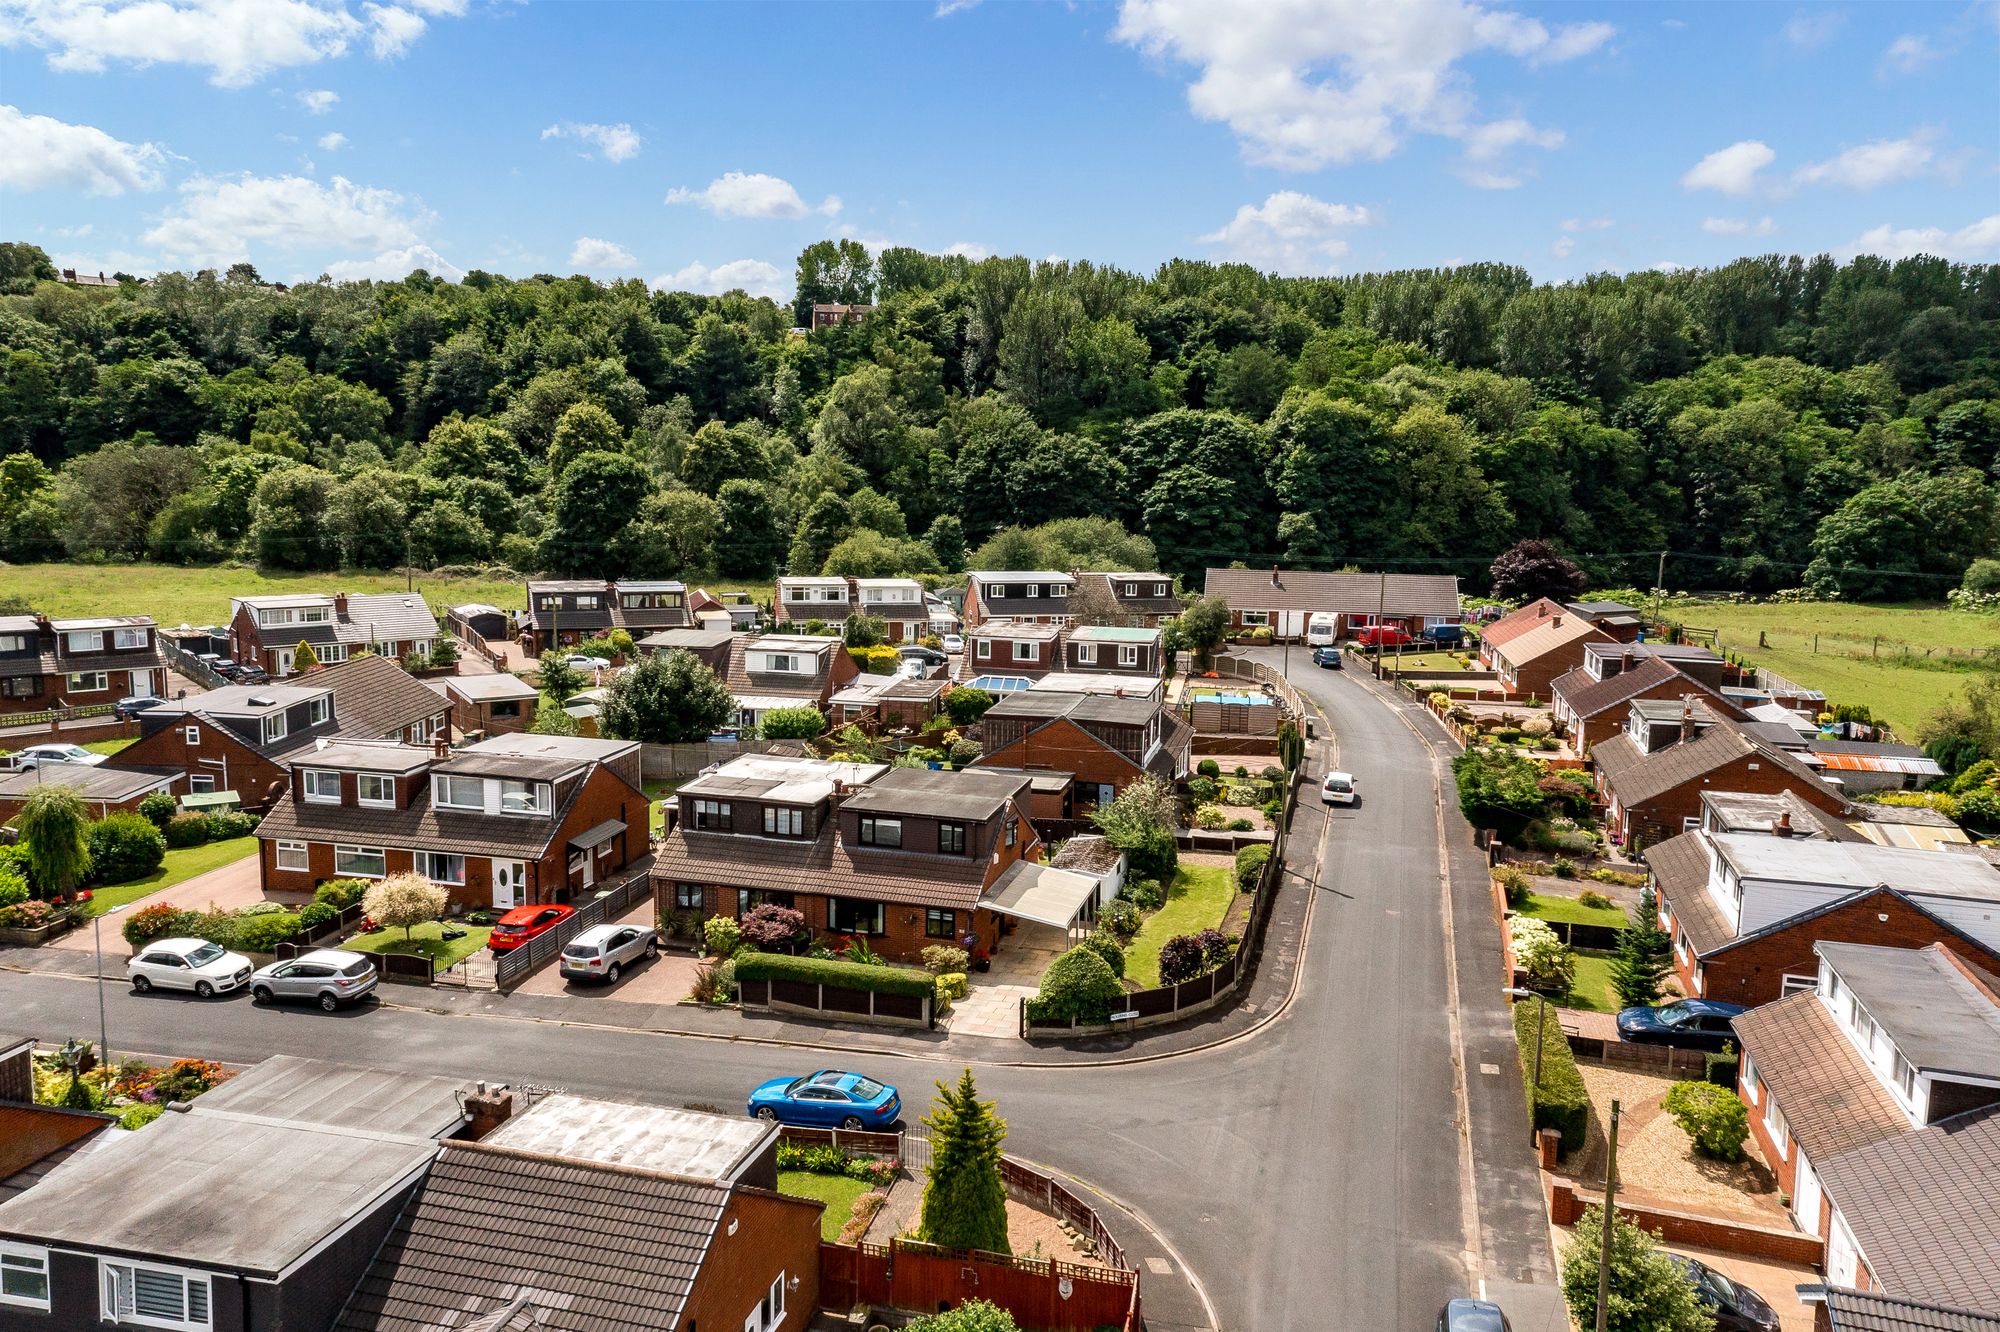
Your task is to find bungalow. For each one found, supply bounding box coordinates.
[1084,572,1185,627]
[962,570,1075,629]
[230,592,440,677]
[1551,647,1741,755]
[966,621,1063,678]
[1589,701,1847,849]
[1475,600,1615,701]
[1731,943,2000,1312]
[1647,811,2000,1006]
[1806,738,1946,795]
[652,757,1046,963]
[520,579,691,653]
[1199,566,1461,642]
[434,671,540,738]
[773,575,855,628]
[724,633,861,733]
[0,613,169,716]
[0,765,176,823]
[253,733,646,910]
[975,690,1192,811]
[1064,624,1162,677]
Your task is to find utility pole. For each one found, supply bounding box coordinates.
[1374,570,1387,678]
[1595,1098,1622,1332]
[1652,551,1667,631]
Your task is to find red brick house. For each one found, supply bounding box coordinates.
[725,633,861,732]
[254,733,645,910]
[965,622,1064,678]
[1200,567,1460,642]
[1648,820,2000,1007]
[230,592,441,677]
[1551,649,1741,755]
[962,571,1075,629]
[974,690,1192,811]
[651,757,1047,963]
[1590,703,1847,850]
[0,613,168,716]
[435,672,540,738]
[811,302,872,327]
[827,672,946,732]
[1475,600,1614,700]
[521,579,692,654]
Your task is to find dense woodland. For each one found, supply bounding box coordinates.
[1,238,1996,597]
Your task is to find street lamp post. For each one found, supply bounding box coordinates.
[93,902,133,1072]
[1505,986,1552,1146]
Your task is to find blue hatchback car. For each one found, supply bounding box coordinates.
[748,1070,901,1129]
[1312,646,1343,669]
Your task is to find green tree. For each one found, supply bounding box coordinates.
[598,649,734,744]
[1210,342,1290,421]
[917,1068,1011,1255]
[408,499,493,567]
[792,238,875,325]
[713,480,786,577]
[1559,1206,1715,1332]
[292,640,320,673]
[543,451,649,576]
[758,706,826,739]
[547,401,625,481]
[530,700,580,735]
[250,466,338,569]
[18,786,92,898]
[363,872,449,944]
[923,514,966,572]
[0,241,56,293]
[1176,593,1231,670]
[788,492,851,575]
[328,468,410,568]
[536,652,587,704]
[1609,886,1674,1008]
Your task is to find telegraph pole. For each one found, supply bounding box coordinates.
[1652,552,1667,630]
[1374,570,1387,677]
[1594,1098,1622,1332]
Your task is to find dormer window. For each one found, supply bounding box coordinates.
[302,769,340,803]
[262,714,287,745]
[1154,584,1167,597]
[0,634,27,653]
[939,821,966,854]
[859,817,901,848]
[1012,641,1035,662]
[763,653,802,673]
[357,773,395,807]
[1124,583,1137,596]
[764,806,804,836]
[692,799,731,830]
[1025,585,1039,598]
[1049,584,1067,599]
[574,595,598,610]
[499,779,550,815]
[299,607,329,623]
[1077,643,1097,664]
[308,696,331,726]
[987,584,1007,600]
[434,774,484,810]
[64,631,104,653]
[113,627,147,649]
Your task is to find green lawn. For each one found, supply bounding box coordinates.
[342,920,492,968]
[1558,950,1621,1013]
[0,563,527,630]
[1520,892,1628,930]
[82,737,134,756]
[1382,651,1468,673]
[776,1171,874,1241]
[1668,598,2000,739]
[1125,864,1239,988]
[644,780,678,834]
[81,835,259,917]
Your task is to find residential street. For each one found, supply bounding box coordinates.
[0,654,1555,1332]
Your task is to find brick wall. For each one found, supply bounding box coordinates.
[1736,1068,1801,1201]
[1497,637,1604,703]
[1548,1181,1823,1266]
[668,883,1003,965]
[683,1187,822,1332]
[1616,755,1848,849]
[1692,889,2000,1007]
[977,716,1145,805]
[114,717,287,809]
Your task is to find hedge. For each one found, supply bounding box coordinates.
[1514,998,1589,1155]
[734,952,935,999]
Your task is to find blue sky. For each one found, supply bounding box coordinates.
[3,0,1996,296]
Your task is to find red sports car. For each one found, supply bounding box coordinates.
[487,903,574,952]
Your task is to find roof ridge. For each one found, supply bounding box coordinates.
[443,1138,737,1192]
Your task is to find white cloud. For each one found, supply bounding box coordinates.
[316,130,347,150]
[1782,11,1843,49]
[1652,261,1687,273]
[143,172,431,264]
[1198,191,1375,274]
[1561,216,1614,232]
[569,236,637,271]
[1680,140,1775,195]
[540,121,642,164]
[0,0,468,87]
[1112,0,1610,171]
[1701,216,1777,236]
[297,88,338,114]
[322,242,462,283]
[1793,131,1934,191]
[56,223,94,236]
[1843,214,2000,263]
[665,171,839,219]
[943,241,989,260]
[1879,33,1939,76]
[935,0,980,13]
[0,105,166,194]
[651,258,788,301]
[1550,235,1575,259]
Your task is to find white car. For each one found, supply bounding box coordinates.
[941,633,965,654]
[558,922,658,984]
[564,654,611,672]
[1320,771,1359,806]
[128,937,253,998]
[11,743,108,771]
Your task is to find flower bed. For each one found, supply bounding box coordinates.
[33,1048,231,1131]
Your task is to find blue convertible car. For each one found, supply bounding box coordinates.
[748,1070,901,1129]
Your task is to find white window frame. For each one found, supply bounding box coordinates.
[356,772,395,807]
[764,1271,787,1325]
[184,725,201,746]
[113,627,148,650]
[276,841,309,872]
[1764,1096,1789,1161]
[308,695,331,726]
[67,670,109,693]
[1119,644,1140,666]
[1025,584,1040,599]
[65,630,105,654]
[976,640,991,661]
[1240,610,1270,627]
[319,643,348,664]
[1049,583,1067,599]
[333,844,386,878]
[434,774,485,810]
[302,769,341,804]
[299,606,330,624]
[764,653,801,673]
[100,1257,212,1331]
[0,1241,51,1311]
[1739,1053,1758,1104]
[1012,640,1036,662]
[498,778,550,815]
[1778,973,1816,997]
[188,774,216,794]
[262,713,287,745]
[415,850,466,885]
[986,583,1007,600]
[1076,643,1097,664]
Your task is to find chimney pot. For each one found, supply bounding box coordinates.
[333,591,349,616]
[462,1086,515,1140]
[1774,810,1794,838]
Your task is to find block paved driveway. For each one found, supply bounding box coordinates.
[510,894,701,1005]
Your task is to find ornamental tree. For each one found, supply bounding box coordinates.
[737,903,806,950]
[1609,885,1674,1008]
[292,639,320,672]
[17,785,91,899]
[599,648,734,744]
[917,1068,1011,1255]
[1488,539,1589,604]
[363,872,448,943]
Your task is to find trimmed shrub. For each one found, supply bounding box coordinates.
[1514,999,1588,1154]
[1193,804,1227,829]
[935,972,969,1003]
[1234,843,1272,891]
[943,687,997,726]
[87,813,167,884]
[314,879,369,908]
[1552,857,1579,880]
[734,951,935,999]
[1662,1080,1749,1161]
[1118,876,1163,911]
[921,944,970,976]
[137,791,178,830]
[1078,931,1125,979]
[233,911,302,953]
[1225,817,1254,831]
[210,810,258,838]
[123,903,195,948]
[759,706,826,740]
[1576,888,1614,910]
[1704,1046,1740,1090]
[1028,945,1123,1024]
[163,813,214,848]
[296,901,338,930]
[1098,898,1141,940]
[702,914,742,956]
[1196,759,1221,779]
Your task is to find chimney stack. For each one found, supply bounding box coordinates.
[432,734,451,760]
[1773,810,1794,838]
[333,591,349,616]
[1552,614,1563,628]
[462,1084,515,1140]
[1270,565,1281,588]
[1679,698,1697,745]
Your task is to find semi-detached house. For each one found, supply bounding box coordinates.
[520,579,691,653]
[230,592,441,677]
[975,690,1192,811]
[1200,567,1461,642]
[724,633,860,732]
[963,571,1074,629]
[0,613,168,716]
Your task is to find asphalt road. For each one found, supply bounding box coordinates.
[0,653,1526,1332]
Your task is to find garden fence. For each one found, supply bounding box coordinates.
[778,1123,929,1173]
[443,610,509,668]
[737,974,933,1029]
[273,903,365,956]
[492,861,655,990]
[639,738,812,780]
[162,641,229,690]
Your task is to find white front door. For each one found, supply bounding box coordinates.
[274,648,294,676]
[491,859,526,909]
[1278,610,1305,640]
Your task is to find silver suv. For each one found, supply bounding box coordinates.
[248,949,378,1011]
[559,923,657,984]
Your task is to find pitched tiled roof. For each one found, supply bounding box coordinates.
[254,769,588,859]
[317,654,448,739]
[1645,832,1733,956]
[336,593,443,645]
[1825,1288,2000,1332]
[335,1141,735,1332]
[1592,719,1834,809]
[1478,598,1570,649]
[1200,568,1460,617]
[1092,572,1185,617]
[724,636,841,700]
[1489,612,1610,670]
[650,827,994,911]
[1554,656,1700,720]
[1817,1107,2000,1314]
[1730,991,1912,1163]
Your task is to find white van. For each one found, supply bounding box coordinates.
[1306,612,1338,647]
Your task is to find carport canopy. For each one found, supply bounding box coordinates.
[979,860,1101,930]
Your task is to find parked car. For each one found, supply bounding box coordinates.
[488,903,575,952]
[195,652,228,675]
[1355,626,1415,648]
[940,633,964,654]
[1312,646,1343,669]
[238,666,270,684]
[128,937,253,998]
[558,922,658,984]
[112,695,168,720]
[747,1070,902,1129]
[564,654,610,672]
[248,949,378,1011]
[1320,771,1359,805]
[1615,998,1747,1051]
[12,743,108,771]
[1436,1300,1512,1332]
[1665,1255,1779,1332]
[1421,624,1466,647]
[898,644,947,667]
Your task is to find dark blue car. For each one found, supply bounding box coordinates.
[748,1070,901,1129]
[1312,646,1343,669]
[1615,998,1747,1051]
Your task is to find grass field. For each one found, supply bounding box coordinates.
[343,920,492,967]
[80,836,259,917]
[1125,864,1238,988]
[0,563,529,628]
[82,738,134,756]
[776,1171,873,1241]
[1670,598,2000,739]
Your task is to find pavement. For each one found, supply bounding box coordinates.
[0,648,1568,1332]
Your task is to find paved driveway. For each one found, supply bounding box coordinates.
[511,896,699,1004]
[54,852,263,954]
[948,921,1070,1038]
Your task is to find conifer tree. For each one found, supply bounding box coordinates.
[917,1068,1011,1254]
[292,639,319,672]
[1609,885,1674,1008]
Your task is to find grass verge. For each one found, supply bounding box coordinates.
[82,738,135,756]
[80,836,258,917]
[1521,892,1628,930]
[776,1170,873,1242]
[1125,864,1238,988]
[343,920,492,968]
